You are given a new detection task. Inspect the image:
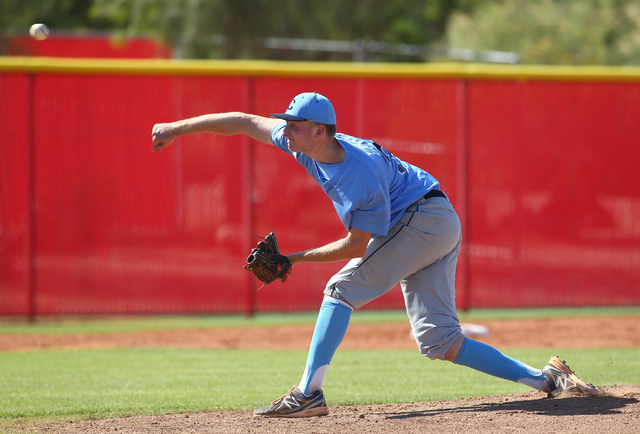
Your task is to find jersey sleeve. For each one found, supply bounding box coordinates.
[270,121,293,154]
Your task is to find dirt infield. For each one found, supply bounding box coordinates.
[13,386,640,434]
[3,315,640,352]
[4,315,640,433]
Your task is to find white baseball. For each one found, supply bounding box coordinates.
[29,23,50,41]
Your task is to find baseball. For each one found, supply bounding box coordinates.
[29,23,50,41]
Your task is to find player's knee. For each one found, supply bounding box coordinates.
[322,295,354,310]
[414,326,464,361]
[444,336,466,362]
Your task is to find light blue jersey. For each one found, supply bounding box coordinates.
[261,95,556,407]
[271,122,439,237]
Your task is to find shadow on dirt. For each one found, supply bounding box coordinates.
[385,393,638,419]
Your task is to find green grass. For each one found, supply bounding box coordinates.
[1,306,639,334]
[0,347,638,420]
[0,307,638,422]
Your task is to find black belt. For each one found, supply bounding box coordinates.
[423,189,446,200]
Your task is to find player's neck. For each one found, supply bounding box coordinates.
[313,138,344,164]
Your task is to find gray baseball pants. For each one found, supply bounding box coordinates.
[324,195,464,360]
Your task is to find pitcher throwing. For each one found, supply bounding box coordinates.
[152,92,598,418]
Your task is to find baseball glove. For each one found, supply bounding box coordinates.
[244,232,292,288]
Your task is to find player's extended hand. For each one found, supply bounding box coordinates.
[151,123,177,152]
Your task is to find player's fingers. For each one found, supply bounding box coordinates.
[151,125,175,151]
[151,136,167,151]
[151,142,165,152]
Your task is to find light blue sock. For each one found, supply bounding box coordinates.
[299,299,352,394]
[454,338,546,383]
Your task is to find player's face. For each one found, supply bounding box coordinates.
[283,121,318,153]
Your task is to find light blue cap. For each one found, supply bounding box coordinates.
[269,92,336,124]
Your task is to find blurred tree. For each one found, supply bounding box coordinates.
[10,0,638,64]
[88,0,483,60]
[0,0,112,54]
[446,0,640,65]
[0,0,112,33]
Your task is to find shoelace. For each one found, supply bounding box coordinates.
[272,386,298,405]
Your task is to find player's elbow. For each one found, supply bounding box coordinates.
[352,243,368,258]
[346,228,371,258]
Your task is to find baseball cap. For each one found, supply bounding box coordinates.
[269,92,336,124]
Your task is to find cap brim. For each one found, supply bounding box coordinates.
[269,113,308,121]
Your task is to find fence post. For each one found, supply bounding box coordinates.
[243,78,257,317]
[27,73,37,322]
[456,79,471,311]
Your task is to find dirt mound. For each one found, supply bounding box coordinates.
[13,385,640,434]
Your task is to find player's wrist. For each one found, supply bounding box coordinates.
[286,253,302,266]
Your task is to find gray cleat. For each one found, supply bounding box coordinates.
[542,356,600,398]
[254,387,329,418]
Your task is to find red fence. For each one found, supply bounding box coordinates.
[2,59,640,316]
[8,35,172,59]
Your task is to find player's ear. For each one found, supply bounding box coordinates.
[315,124,324,137]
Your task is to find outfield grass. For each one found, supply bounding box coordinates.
[0,347,638,420]
[0,307,639,421]
[1,306,639,334]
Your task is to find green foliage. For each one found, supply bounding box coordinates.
[2,1,640,64]
[446,0,640,65]
[0,0,110,33]
[86,0,475,60]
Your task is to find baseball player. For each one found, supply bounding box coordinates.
[151,92,598,418]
